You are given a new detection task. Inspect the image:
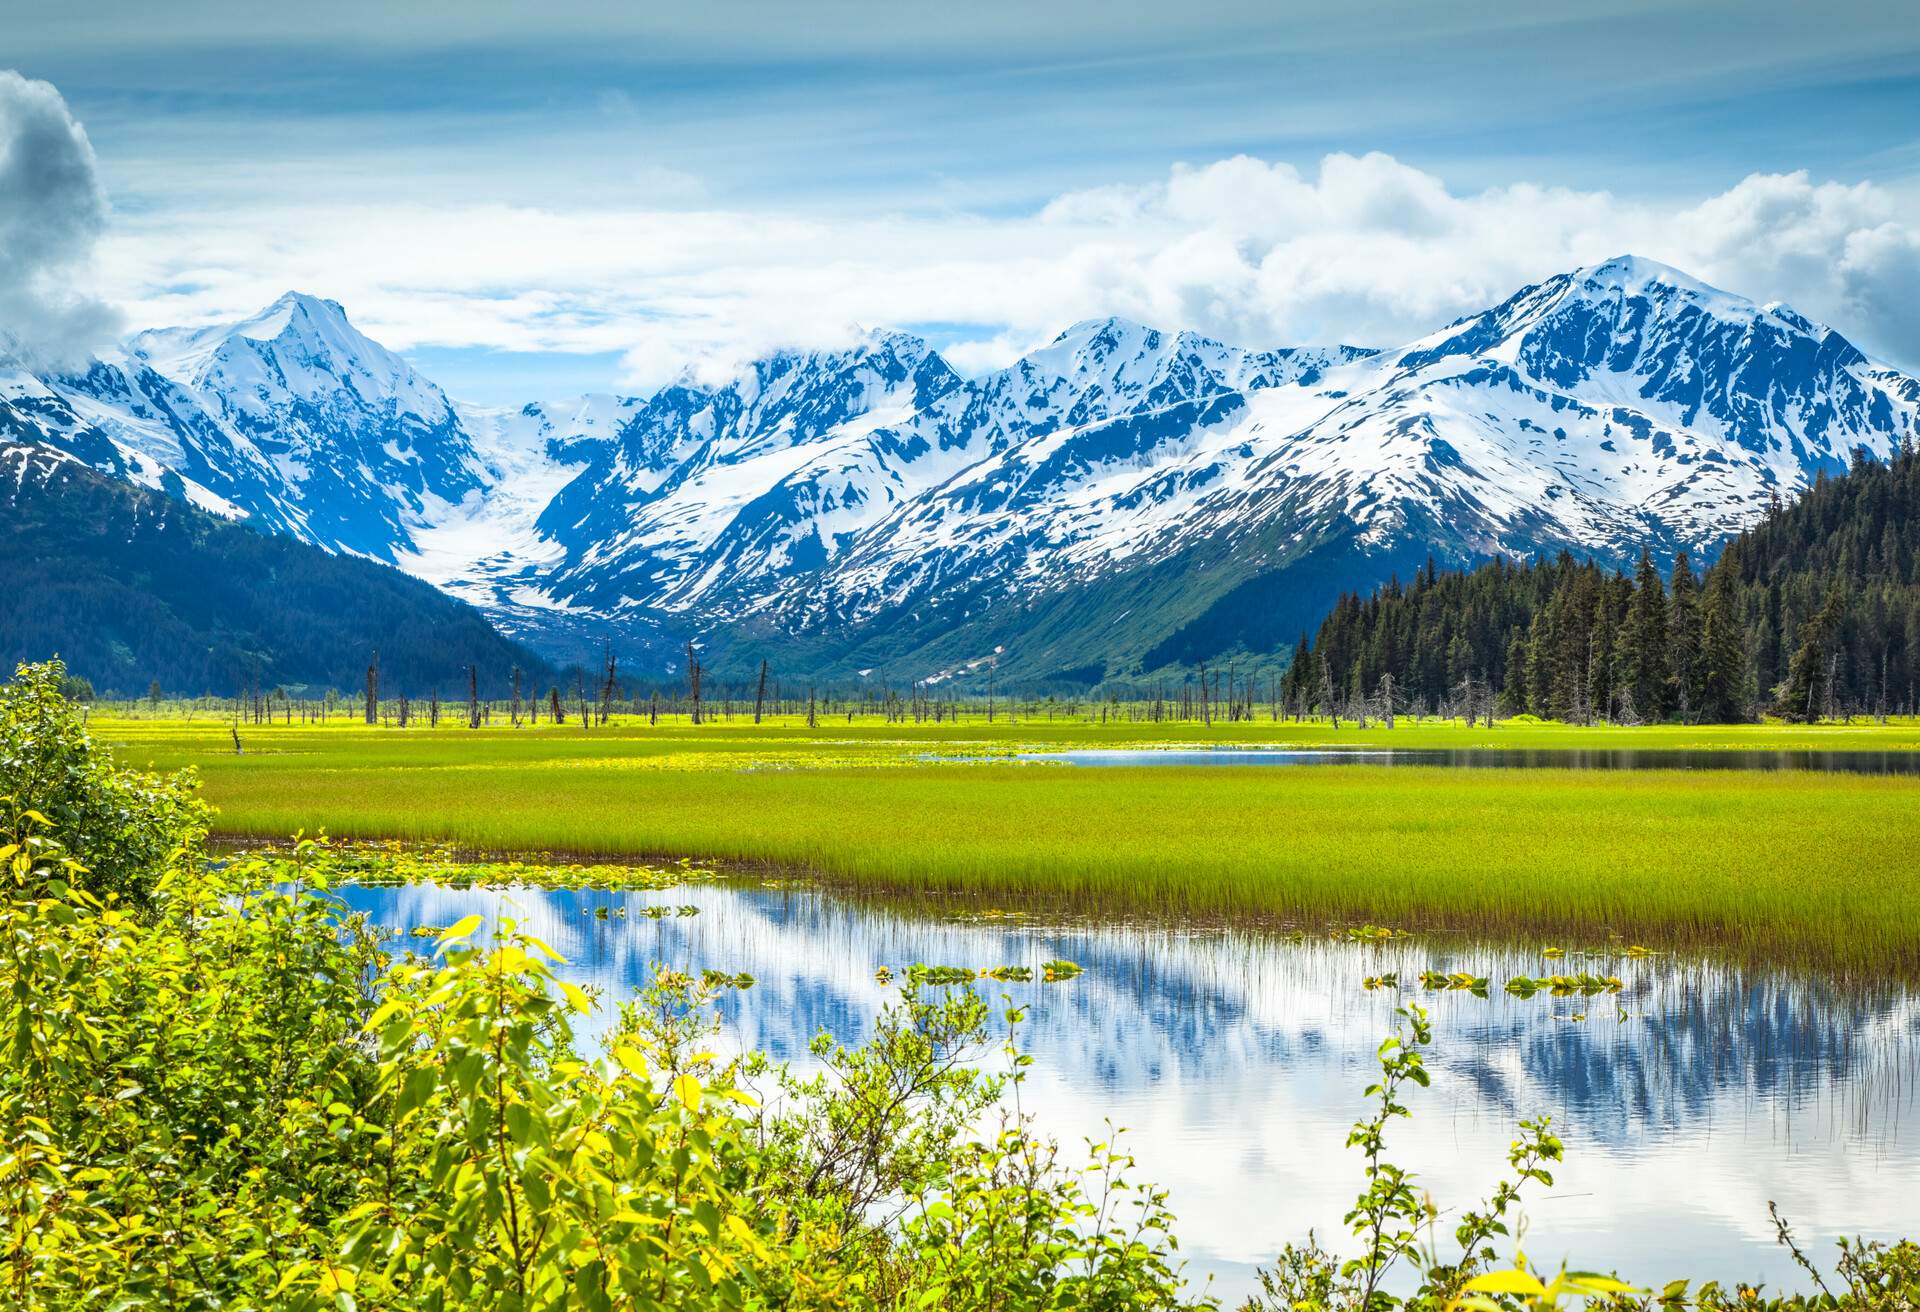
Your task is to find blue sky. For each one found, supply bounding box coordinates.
[5,0,1919,400]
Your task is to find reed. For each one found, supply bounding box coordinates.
[97,715,1920,974]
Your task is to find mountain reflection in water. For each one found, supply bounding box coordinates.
[333,880,1920,1299]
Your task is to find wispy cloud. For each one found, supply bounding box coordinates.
[7,0,1917,395]
[94,151,1920,393]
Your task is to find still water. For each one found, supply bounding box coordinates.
[334,880,1920,1298]
[1019,747,1920,774]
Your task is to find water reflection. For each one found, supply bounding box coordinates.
[332,880,1920,1298]
[1019,748,1920,775]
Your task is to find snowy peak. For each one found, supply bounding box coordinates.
[613,330,962,473]
[1575,253,1721,299]
[232,290,351,341]
[127,291,454,424]
[1013,317,1373,423]
[709,330,960,434]
[1384,253,1894,460]
[38,293,486,559]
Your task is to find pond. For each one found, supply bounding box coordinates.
[333,879,1920,1300]
[1013,747,1920,774]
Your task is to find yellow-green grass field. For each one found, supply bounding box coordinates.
[96,713,1920,975]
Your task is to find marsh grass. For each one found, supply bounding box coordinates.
[100,716,1920,977]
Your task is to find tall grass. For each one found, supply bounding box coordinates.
[100,717,1920,974]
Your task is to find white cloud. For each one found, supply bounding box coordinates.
[90,147,1920,395]
[0,71,120,369]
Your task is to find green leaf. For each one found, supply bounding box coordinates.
[438,913,484,945]
[1462,1269,1549,1297]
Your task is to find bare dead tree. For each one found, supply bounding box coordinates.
[511,666,523,726]
[467,666,481,729]
[754,659,770,724]
[364,650,379,725]
[685,640,704,725]
[599,642,618,725]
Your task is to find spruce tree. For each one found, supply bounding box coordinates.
[1499,627,1530,716]
[1613,549,1669,721]
[1667,551,1703,722]
[1698,558,1747,722]
[1778,590,1844,721]
[1524,612,1553,719]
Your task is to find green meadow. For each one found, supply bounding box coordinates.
[98,713,1920,974]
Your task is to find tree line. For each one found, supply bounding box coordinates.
[1285,443,1920,723]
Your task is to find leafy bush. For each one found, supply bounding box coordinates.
[0,829,1193,1309]
[0,660,205,906]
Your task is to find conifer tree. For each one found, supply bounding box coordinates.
[1779,590,1845,721]
[1612,549,1669,721]
[1499,628,1530,717]
[1667,551,1703,722]
[1698,558,1748,722]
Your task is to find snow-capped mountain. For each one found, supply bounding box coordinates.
[10,258,1917,682]
[514,257,1917,677]
[19,292,488,559]
[531,332,965,616]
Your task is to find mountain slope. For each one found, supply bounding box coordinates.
[0,440,549,696]
[16,258,1919,687]
[1287,440,1920,722]
[37,292,488,560]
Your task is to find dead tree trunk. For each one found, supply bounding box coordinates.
[685,641,703,725]
[364,650,379,725]
[754,659,769,724]
[599,642,617,725]
[467,666,480,729]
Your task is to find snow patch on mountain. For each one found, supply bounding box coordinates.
[10,257,1917,680]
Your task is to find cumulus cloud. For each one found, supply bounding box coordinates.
[0,71,119,369]
[93,146,1920,393]
[1033,154,1920,367]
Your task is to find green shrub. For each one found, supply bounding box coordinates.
[0,660,205,906]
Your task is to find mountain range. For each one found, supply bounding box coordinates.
[5,256,1917,687]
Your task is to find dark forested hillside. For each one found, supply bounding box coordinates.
[0,441,551,697]
[1286,443,1920,723]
